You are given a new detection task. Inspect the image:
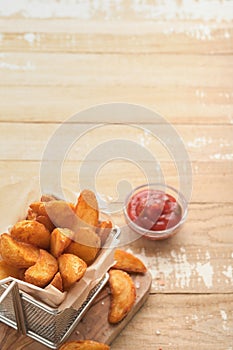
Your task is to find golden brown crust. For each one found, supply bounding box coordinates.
[50,228,73,258]
[112,249,147,274]
[36,215,55,233]
[28,201,55,232]
[0,233,40,268]
[108,269,136,324]
[27,207,37,220]
[24,249,58,288]
[59,340,110,350]
[10,219,51,249]
[75,190,99,228]
[29,201,48,216]
[65,228,101,266]
[58,254,87,291]
[0,260,23,280]
[50,271,63,292]
[96,220,113,247]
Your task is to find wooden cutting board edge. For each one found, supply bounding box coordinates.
[68,271,152,346]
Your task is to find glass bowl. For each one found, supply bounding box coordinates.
[123,183,188,240]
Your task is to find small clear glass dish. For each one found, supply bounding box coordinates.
[123,183,188,240]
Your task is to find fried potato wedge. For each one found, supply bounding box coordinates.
[36,215,55,233]
[58,254,87,291]
[75,190,99,227]
[59,340,110,350]
[108,269,136,324]
[27,207,37,220]
[50,228,73,258]
[45,200,79,231]
[24,249,58,288]
[10,220,50,249]
[49,272,63,292]
[0,260,22,280]
[65,228,101,266]
[27,200,60,232]
[113,249,147,274]
[96,220,112,247]
[29,201,48,217]
[0,234,39,268]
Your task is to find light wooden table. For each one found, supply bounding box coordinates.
[0,1,233,349]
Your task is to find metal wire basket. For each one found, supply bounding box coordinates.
[0,273,109,349]
[0,227,120,349]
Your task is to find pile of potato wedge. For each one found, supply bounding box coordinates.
[0,188,148,349]
[0,190,113,292]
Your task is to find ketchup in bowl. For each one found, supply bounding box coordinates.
[127,189,182,232]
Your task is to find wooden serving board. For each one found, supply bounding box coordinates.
[0,272,152,349]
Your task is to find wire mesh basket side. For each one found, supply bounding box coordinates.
[22,298,77,344]
[0,284,17,325]
[0,273,109,349]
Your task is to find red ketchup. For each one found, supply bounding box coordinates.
[127,189,182,231]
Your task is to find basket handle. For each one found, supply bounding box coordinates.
[0,280,27,334]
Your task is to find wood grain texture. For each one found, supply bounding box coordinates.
[0,85,232,124]
[0,0,233,348]
[0,21,232,55]
[111,293,233,350]
[1,53,232,88]
[0,293,232,350]
[0,123,233,162]
[119,231,233,293]
[0,160,232,203]
[0,0,232,22]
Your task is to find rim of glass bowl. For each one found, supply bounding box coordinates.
[123,183,188,237]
